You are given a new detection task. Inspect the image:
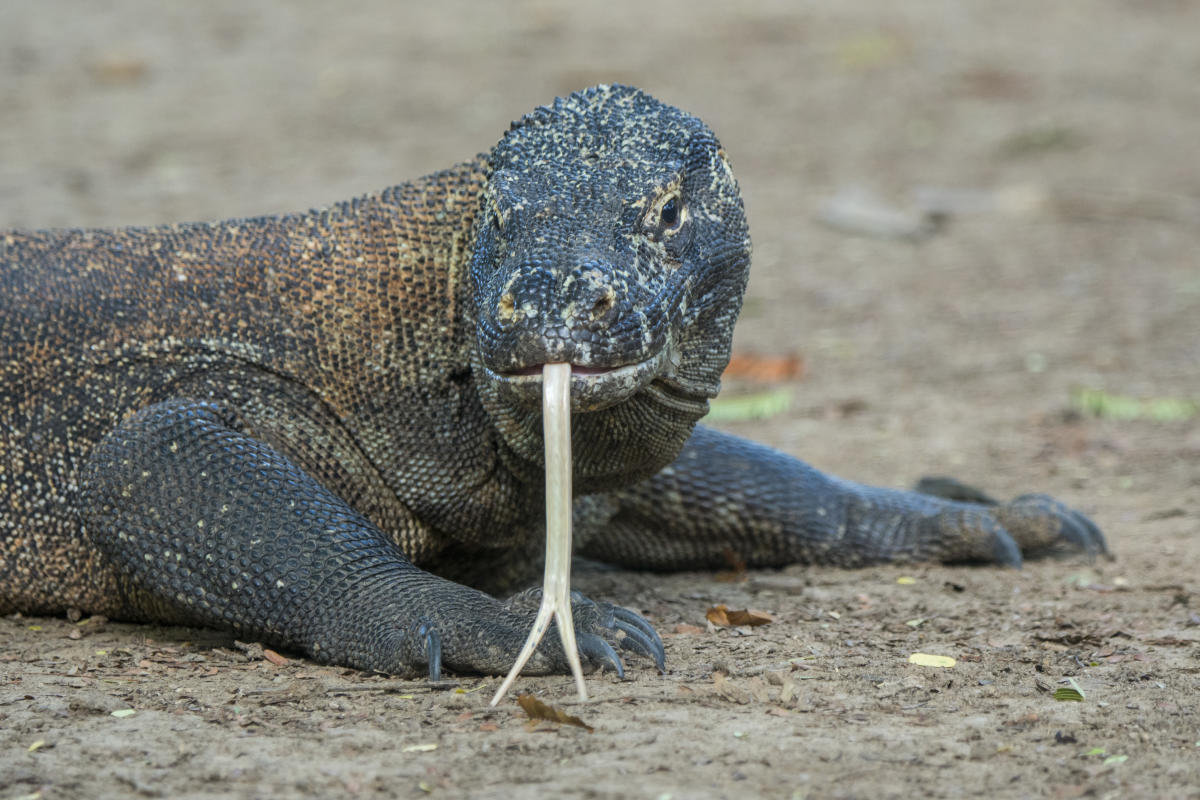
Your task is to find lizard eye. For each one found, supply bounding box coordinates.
[660,197,680,228]
[644,192,684,240]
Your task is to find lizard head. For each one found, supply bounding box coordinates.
[469,85,751,490]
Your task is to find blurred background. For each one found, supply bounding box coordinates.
[3,0,1198,502]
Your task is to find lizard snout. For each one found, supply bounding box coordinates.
[494,263,622,333]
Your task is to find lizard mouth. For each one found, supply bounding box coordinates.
[488,351,669,413]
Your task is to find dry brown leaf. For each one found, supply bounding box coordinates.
[516,694,594,733]
[262,648,289,667]
[723,352,805,383]
[706,604,774,627]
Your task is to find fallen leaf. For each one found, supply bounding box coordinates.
[110,709,136,718]
[1053,677,1086,702]
[908,653,956,668]
[896,576,917,585]
[706,388,793,422]
[1072,387,1198,422]
[706,604,774,627]
[401,743,438,753]
[262,649,289,667]
[723,352,805,383]
[454,682,488,694]
[27,740,46,752]
[516,694,594,732]
[673,623,705,635]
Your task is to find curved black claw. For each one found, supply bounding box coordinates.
[417,621,442,681]
[988,526,1023,569]
[1077,512,1110,559]
[1060,510,1105,558]
[612,607,666,672]
[577,633,624,678]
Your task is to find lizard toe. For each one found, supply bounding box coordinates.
[613,623,664,672]
[577,633,625,678]
[612,607,665,671]
[999,494,1109,561]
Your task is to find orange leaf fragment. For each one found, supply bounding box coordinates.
[516,694,594,733]
[706,604,774,627]
[723,352,805,383]
[262,648,289,667]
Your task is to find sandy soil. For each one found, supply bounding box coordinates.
[2,2,1198,798]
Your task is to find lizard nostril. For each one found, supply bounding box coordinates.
[590,287,616,320]
[497,292,516,324]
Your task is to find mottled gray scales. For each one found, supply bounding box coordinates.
[0,86,1105,677]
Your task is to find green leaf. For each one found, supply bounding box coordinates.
[707,388,792,422]
[1054,677,1085,702]
[1072,388,1198,422]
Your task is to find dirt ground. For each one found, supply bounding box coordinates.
[2,2,1198,798]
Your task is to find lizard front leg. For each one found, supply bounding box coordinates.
[576,425,1107,571]
[78,399,649,677]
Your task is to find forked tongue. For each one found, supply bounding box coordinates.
[489,362,588,706]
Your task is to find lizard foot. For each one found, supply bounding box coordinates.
[920,490,1108,567]
[383,586,664,682]
[501,587,665,677]
[990,493,1109,562]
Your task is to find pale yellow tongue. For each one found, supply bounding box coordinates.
[489,362,588,706]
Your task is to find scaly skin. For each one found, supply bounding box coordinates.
[0,86,1105,678]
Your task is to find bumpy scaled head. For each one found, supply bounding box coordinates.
[470,85,752,489]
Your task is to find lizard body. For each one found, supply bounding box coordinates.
[0,86,1104,677]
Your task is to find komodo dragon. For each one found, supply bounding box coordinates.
[0,85,1105,679]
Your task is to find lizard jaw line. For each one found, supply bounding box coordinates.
[488,352,667,413]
